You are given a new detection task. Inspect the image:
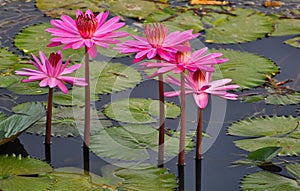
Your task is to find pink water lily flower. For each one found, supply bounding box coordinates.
[15,50,87,94]
[164,70,240,109]
[115,23,200,63]
[141,47,228,77]
[46,10,128,58]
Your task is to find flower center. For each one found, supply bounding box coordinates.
[76,13,98,39]
[48,52,61,68]
[193,69,206,90]
[144,23,167,47]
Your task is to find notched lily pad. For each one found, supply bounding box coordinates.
[211,49,279,89]
[205,8,274,44]
[27,105,112,137]
[90,125,192,161]
[104,98,180,124]
[14,22,84,60]
[0,102,46,145]
[53,90,99,106]
[271,18,300,36]
[241,163,300,191]
[228,115,300,156]
[0,154,54,191]
[0,48,19,71]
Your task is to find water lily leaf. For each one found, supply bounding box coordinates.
[98,26,141,58]
[0,154,53,191]
[104,98,180,124]
[205,8,274,44]
[271,18,300,36]
[212,49,279,89]
[286,163,300,180]
[27,105,112,137]
[0,102,46,145]
[228,116,300,156]
[0,48,19,71]
[265,90,300,105]
[53,90,99,106]
[7,79,49,95]
[14,23,84,60]
[241,94,265,103]
[247,146,282,162]
[241,170,300,191]
[36,0,102,18]
[76,62,142,95]
[0,75,21,88]
[285,36,300,48]
[145,8,204,32]
[106,0,167,19]
[90,125,192,161]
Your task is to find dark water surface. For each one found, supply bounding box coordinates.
[0,1,299,191]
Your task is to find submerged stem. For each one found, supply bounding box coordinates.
[84,47,91,147]
[158,73,165,166]
[45,87,53,145]
[178,72,186,166]
[196,108,203,159]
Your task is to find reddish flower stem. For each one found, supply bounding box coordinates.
[178,72,186,166]
[158,73,165,166]
[45,87,53,145]
[84,47,91,147]
[196,108,203,159]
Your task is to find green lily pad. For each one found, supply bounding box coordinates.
[285,36,300,48]
[104,98,180,124]
[36,0,102,18]
[205,8,274,44]
[0,48,19,71]
[14,22,84,60]
[228,115,300,156]
[0,154,54,191]
[75,61,142,95]
[53,90,99,106]
[145,8,204,32]
[241,164,300,191]
[0,102,46,145]
[27,105,112,137]
[7,79,49,95]
[265,90,300,105]
[271,18,300,36]
[0,74,21,88]
[247,146,282,162]
[212,49,279,89]
[97,26,141,58]
[90,125,192,161]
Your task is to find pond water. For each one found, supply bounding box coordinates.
[0,0,299,191]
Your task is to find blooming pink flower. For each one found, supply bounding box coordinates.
[140,47,228,77]
[15,51,87,94]
[114,23,200,63]
[164,70,239,109]
[46,10,128,58]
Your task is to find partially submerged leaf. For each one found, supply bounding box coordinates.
[271,18,300,36]
[0,154,53,191]
[285,36,300,48]
[247,146,282,162]
[0,102,46,145]
[104,98,180,124]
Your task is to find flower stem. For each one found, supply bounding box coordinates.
[158,73,165,166]
[196,108,203,159]
[45,87,53,145]
[178,72,186,166]
[84,47,91,147]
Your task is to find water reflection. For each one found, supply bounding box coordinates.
[44,143,51,164]
[178,165,185,191]
[83,143,90,175]
[196,159,202,191]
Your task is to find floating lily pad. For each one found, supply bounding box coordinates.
[0,74,21,88]
[7,79,49,95]
[53,90,99,106]
[265,90,300,105]
[79,61,142,95]
[27,105,112,137]
[90,125,192,161]
[271,18,300,36]
[104,98,180,124]
[212,49,279,89]
[0,102,46,145]
[205,8,274,44]
[145,8,204,32]
[241,164,300,191]
[14,23,84,60]
[97,26,141,58]
[36,0,102,18]
[0,154,53,191]
[0,48,19,71]
[228,116,300,156]
[247,146,282,162]
[285,36,300,48]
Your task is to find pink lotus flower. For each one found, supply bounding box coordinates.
[46,10,128,58]
[115,23,200,63]
[164,70,239,109]
[15,50,87,94]
[141,47,228,77]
